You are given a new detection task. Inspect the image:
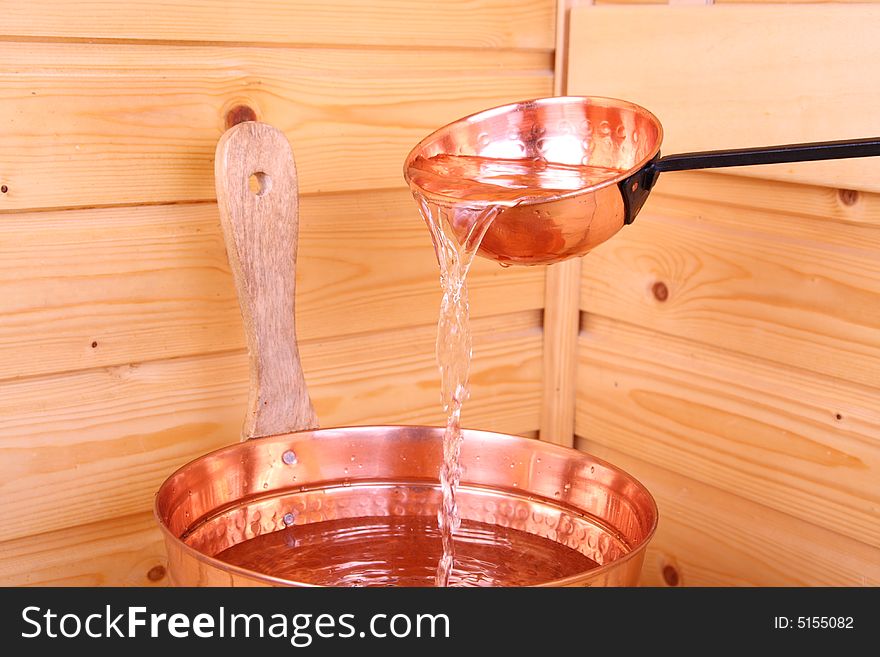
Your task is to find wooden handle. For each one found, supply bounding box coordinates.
[214,121,318,440]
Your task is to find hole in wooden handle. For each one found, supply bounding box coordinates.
[248,171,272,197]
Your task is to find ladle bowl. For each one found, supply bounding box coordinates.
[404,96,880,266]
[404,96,662,266]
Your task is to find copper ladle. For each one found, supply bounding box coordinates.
[404,96,880,266]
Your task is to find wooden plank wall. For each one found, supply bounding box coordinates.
[0,1,556,585]
[569,3,880,585]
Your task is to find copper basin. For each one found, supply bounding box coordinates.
[155,426,657,587]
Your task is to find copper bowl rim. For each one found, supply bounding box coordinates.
[154,425,659,587]
[402,95,664,208]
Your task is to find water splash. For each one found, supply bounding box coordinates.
[416,194,498,587]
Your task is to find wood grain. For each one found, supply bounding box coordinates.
[575,441,880,587]
[0,0,556,50]
[0,190,543,382]
[575,315,880,546]
[715,0,878,3]
[214,121,317,438]
[0,311,542,543]
[652,170,880,228]
[568,5,880,192]
[0,0,556,587]
[0,512,167,587]
[580,195,880,388]
[0,42,552,212]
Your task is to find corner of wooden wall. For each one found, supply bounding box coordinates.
[538,0,587,447]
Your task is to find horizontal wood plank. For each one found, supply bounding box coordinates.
[568,5,880,192]
[0,43,551,211]
[652,170,880,228]
[0,512,166,586]
[575,315,880,546]
[0,311,543,542]
[0,189,543,381]
[596,0,878,4]
[580,195,880,387]
[0,1,556,50]
[575,441,880,586]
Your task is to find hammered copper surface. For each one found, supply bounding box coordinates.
[155,427,657,587]
[403,96,663,265]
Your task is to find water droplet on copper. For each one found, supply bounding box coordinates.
[282,450,297,465]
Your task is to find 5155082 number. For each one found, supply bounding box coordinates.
[774,617,854,629]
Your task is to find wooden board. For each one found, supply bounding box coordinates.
[0,311,542,543]
[538,0,582,447]
[568,5,880,192]
[575,441,880,587]
[0,0,556,586]
[0,43,551,211]
[596,0,879,4]
[0,0,556,50]
[0,190,543,381]
[652,170,880,228]
[580,193,880,388]
[0,512,167,587]
[575,315,880,546]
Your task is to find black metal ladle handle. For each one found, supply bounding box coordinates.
[620,136,880,224]
[654,136,880,173]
